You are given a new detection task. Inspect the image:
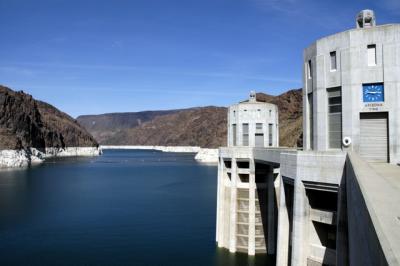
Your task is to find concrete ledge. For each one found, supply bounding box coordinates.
[310,209,336,225]
[220,146,293,164]
[219,147,253,159]
[346,152,400,265]
[253,147,292,165]
[280,150,346,184]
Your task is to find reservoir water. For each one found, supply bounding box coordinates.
[0,150,273,265]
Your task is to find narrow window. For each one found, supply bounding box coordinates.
[232,124,237,146]
[330,51,337,71]
[268,124,273,146]
[255,123,263,147]
[255,134,264,147]
[308,93,314,149]
[367,44,376,66]
[327,87,342,149]
[242,123,249,146]
[269,110,272,117]
[307,60,312,79]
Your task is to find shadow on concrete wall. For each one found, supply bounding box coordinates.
[283,181,294,266]
[255,163,278,258]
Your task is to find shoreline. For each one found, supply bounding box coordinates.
[101,145,219,164]
[0,145,219,169]
[100,145,201,153]
[0,147,102,169]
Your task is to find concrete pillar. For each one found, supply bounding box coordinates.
[276,177,290,266]
[229,158,237,252]
[238,120,243,146]
[276,123,279,147]
[217,156,225,246]
[216,157,220,242]
[264,120,268,148]
[291,179,309,266]
[395,81,400,163]
[248,159,256,255]
[315,54,328,151]
[267,166,275,254]
[249,122,255,147]
[303,64,310,150]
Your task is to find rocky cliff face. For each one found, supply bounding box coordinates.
[77,89,303,148]
[0,85,98,150]
[256,89,303,147]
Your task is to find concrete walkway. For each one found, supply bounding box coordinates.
[356,159,400,265]
[370,163,400,190]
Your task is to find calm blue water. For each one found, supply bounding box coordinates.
[0,150,272,265]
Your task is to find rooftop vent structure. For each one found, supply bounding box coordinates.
[249,91,256,102]
[356,9,376,28]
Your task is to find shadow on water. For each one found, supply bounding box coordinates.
[215,247,275,266]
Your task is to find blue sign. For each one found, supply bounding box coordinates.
[363,83,384,102]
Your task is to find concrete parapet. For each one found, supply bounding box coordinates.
[344,152,400,265]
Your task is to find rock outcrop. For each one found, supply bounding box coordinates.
[255,89,303,148]
[0,85,101,168]
[0,149,43,168]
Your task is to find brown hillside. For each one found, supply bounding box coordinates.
[77,110,180,143]
[256,89,303,147]
[0,85,98,150]
[78,89,303,148]
[103,107,227,148]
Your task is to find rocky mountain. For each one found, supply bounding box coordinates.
[0,85,98,150]
[77,110,180,143]
[101,107,228,148]
[77,89,303,148]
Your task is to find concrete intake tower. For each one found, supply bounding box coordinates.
[216,10,400,266]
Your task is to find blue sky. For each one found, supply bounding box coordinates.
[0,0,399,117]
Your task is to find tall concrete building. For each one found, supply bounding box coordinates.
[227,91,279,148]
[303,9,400,163]
[216,10,400,266]
[216,91,279,255]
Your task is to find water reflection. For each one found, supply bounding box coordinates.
[0,150,273,265]
[0,169,30,229]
